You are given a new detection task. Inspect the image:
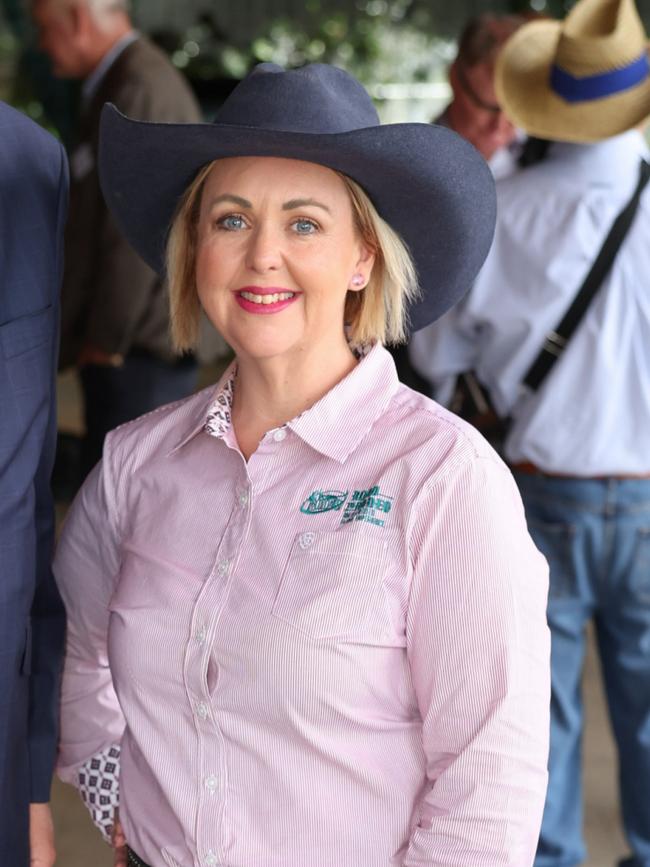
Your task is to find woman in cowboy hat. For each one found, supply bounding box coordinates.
[53,62,550,867]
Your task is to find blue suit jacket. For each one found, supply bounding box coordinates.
[0,102,68,863]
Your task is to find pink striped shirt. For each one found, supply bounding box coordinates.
[54,343,550,867]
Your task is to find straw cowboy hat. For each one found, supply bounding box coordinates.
[495,0,650,142]
[98,62,496,332]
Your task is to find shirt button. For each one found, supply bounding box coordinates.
[273,428,287,442]
[205,774,218,793]
[299,532,316,550]
[196,702,209,720]
[217,559,230,577]
[238,490,249,507]
[204,852,218,867]
[195,625,207,645]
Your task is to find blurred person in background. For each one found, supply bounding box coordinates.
[31,0,202,484]
[439,12,526,177]
[392,11,525,392]
[411,0,650,864]
[0,101,67,867]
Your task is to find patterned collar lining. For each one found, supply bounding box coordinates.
[204,369,236,439]
[204,343,371,441]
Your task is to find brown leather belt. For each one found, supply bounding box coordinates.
[510,461,650,480]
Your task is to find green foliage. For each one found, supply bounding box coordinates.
[167,0,453,87]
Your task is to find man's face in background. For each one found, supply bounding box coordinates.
[32,0,88,79]
[448,57,517,160]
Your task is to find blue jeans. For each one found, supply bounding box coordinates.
[514,473,650,867]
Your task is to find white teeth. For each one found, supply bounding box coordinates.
[240,291,295,305]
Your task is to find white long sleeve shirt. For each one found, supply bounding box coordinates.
[410,130,650,476]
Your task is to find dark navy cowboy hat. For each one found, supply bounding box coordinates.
[99,62,496,331]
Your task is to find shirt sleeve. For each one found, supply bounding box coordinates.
[77,743,121,842]
[53,451,126,800]
[404,455,550,867]
[408,301,482,406]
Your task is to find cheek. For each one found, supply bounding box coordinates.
[195,249,225,316]
[195,247,210,289]
[195,240,228,291]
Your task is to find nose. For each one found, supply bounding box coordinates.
[245,222,283,273]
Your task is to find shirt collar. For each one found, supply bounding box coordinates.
[82,31,139,107]
[543,130,649,179]
[170,344,400,463]
[168,360,237,455]
[287,343,399,462]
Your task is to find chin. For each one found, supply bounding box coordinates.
[54,61,82,79]
[232,332,300,363]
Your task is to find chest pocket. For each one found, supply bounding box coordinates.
[272,529,392,641]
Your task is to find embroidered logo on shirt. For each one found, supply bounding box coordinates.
[300,490,349,514]
[300,485,393,526]
[341,486,393,527]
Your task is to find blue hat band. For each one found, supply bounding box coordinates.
[550,51,650,103]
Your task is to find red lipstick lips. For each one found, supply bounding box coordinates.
[235,286,300,315]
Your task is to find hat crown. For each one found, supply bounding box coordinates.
[555,0,647,76]
[213,63,380,134]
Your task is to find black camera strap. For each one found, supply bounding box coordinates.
[523,158,650,393]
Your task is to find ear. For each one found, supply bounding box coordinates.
[349,243,375,293]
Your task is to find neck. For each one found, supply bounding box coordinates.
[231,337,358,460]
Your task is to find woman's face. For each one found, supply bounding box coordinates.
[195,156,374,363]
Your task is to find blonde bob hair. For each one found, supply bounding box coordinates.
[166,160,420,351]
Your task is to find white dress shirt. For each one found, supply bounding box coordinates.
[410,130,650,475]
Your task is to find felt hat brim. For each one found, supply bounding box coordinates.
[99,105,496,332]
[495,19,650,143]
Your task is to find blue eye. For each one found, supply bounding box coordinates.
[292,219,318,235]
[217,214,246,231]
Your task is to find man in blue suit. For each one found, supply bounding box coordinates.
[0,102,68,866]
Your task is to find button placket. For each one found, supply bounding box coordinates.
[204,774,218,794]
[196,701,209,720]
[185,478,256,867]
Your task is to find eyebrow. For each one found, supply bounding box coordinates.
[282,198,331,214]
[208,194,332,214]
[208,194,253,209]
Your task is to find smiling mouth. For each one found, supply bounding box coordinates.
[238,291,296,305]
